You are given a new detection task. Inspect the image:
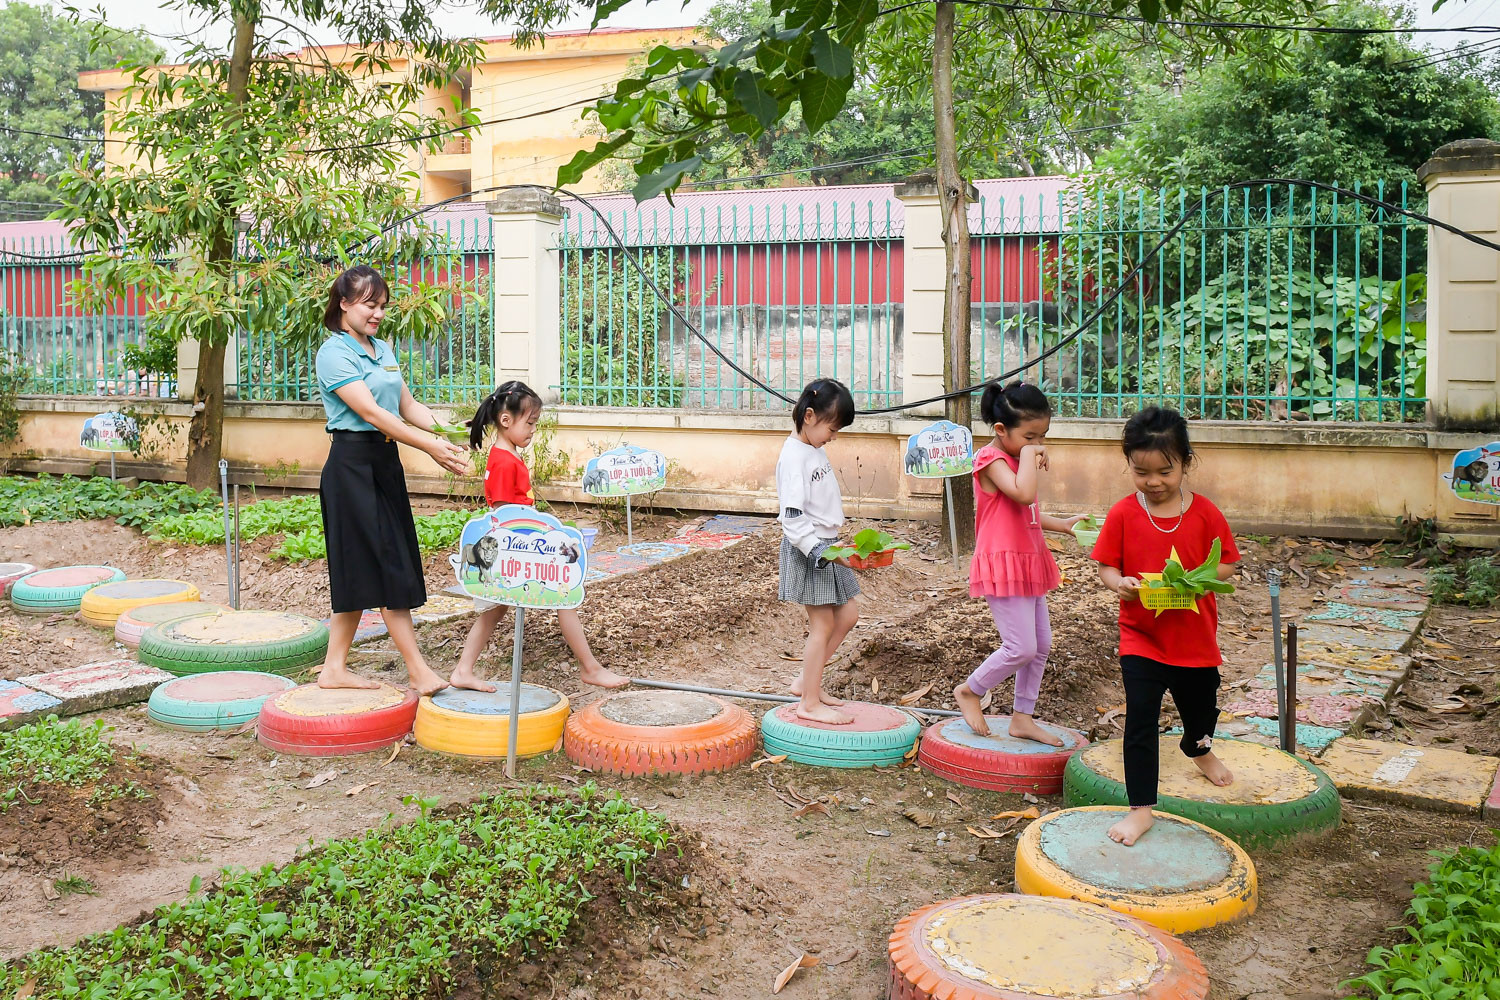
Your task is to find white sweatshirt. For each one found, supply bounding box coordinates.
[775,434,845,558]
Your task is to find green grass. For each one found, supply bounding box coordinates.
[1428,555,1500,608]
[0,475,218,530]
[0,716,139,812]
[53,875,98,897]
[1,787,675,1000]
[1344,838,1500,999]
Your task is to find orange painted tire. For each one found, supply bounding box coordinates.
[564,690,759,776]
[887,894,1208,1000]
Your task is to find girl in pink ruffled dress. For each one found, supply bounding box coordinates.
[952,382,1085,745]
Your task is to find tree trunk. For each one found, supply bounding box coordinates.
[933,1,975,554]
[184,9,256,489]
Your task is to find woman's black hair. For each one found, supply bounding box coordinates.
[979,380,1051,429]
[468,381,544,449]
[324,265,391,332]
[792,378,856,432]
[1122,406,1194,467]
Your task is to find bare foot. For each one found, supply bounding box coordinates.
[580,662,630,689]
[448,666,497,693]
[953,683,990,736]
[794,701,853,725]
[408,663,449,698]
[1107,808,1155,846]
[1193,751,1234,786]
[1005,713,1065,747]
[789,677,846,705]
[317,666,381,691]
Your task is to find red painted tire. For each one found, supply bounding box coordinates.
[564,690,759,776]
[918,716,1088,794]
[0,563,37,598]
[887,894,1208,1000]
[257,683,418,757]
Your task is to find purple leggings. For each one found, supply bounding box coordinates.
[965,595,1052,716]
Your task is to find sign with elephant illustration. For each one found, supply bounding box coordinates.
[79,412,139,453]
[1445,442,1500,505]
[451,505,588,609]
[903,420,974,478]
[581,444,667,497]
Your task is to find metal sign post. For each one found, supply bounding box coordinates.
[1268,568,1289,752]
[506,607,526,778]
[942,478,960,569]
[218,460,234,604]
[625,495,633,545]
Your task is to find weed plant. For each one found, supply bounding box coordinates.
[1428,556,1500,609]
[0,717,141,812]
[0,475,218,529]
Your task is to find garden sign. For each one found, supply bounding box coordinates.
[904,420,974,566]
[450,505,589,776]
[80,411,139,480]
[1444,442,1500,505]
[581,444,667,544]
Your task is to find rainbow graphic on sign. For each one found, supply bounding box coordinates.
[450,504,588,609]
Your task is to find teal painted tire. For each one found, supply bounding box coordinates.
[138,610,329,677]
[761,701,921,768]
[1062,737,1342,851]
[148,671,298,731]
[10,565,125,613]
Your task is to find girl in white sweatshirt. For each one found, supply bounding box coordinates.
[775,378,859,725]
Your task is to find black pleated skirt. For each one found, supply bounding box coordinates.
[320,431,427,614]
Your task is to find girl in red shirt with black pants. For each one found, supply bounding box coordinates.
[1090,407,1240,847]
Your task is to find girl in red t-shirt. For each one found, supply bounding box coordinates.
[1090,407,1240,847]
[448,381,628,692]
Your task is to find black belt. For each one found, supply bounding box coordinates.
[329,430,393,442]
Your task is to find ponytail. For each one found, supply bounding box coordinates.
[468,381,543,449]
[979,380,1052,429]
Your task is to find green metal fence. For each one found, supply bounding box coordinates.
[557,199,903,410]
[974,181,1427,421]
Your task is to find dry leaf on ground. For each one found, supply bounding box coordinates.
[773,953,820,994]
[750,755,788,770]
[344,781,381,797]
[946,790,964,807]
[305,769,338,789]
[991,807,1040,821]
[899,681,934,705]
[902,807,936,828]
[792,801,830,819]
[382,742,402,767]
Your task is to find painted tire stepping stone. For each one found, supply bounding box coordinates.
[0,563,37,598]
[139,610,329,676]
[257,683,418,756]
[887,894,1208,1000]
[1064,737,1341,850]
[81,578,201,628]
[564,690,758,776]
[413,684,570,760]
[1015,806,1257,934]
[149,671,298,732]
[116,601,231,648]
[918,716,1088,794]
[10,565,125,613]
[761,701,921,768]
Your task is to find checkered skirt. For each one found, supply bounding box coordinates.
[778,536,861,606]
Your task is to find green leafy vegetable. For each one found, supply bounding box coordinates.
[1151,538,1236,597]
[821,528,912,562]
[431,421,471,443]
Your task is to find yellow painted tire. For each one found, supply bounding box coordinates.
[1015,806,1257,934]
[413,683,570,760]
[80,579,202,628]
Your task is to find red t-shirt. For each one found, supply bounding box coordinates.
[483,447,534,507]
[1090,493,1240,667]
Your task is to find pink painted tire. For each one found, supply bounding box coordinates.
[116,601,232,648]
[0,563,37,598]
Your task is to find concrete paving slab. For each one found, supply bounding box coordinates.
[1297,622,1411,653]
[18,659,175,715]
[1347,566,1428,590]
[0,679,63,730]
[1319,738,1499,813]
[1303,602,1426,633]
[1327,583,1429,609]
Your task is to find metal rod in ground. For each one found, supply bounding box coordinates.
[944,477,960,568]
[218,460,233,604]
[1268,569,1287,751]
[505,607,525,779]
[629,677,964,718]
[1286,623,1299,753]
[625,495,633,545]
[109,451,116,482]
[231,483,241,610]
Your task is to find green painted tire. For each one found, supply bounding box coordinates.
[1062,737,1341,851]
[760,701,921,768]
[138,610,329,677]
[10,565,126,613]
[148,671,298,731]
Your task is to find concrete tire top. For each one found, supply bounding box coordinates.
[148,671,298,731]
[80,579,202,628]
[918,715,1088,794]
[564,690,759,776]
[414,684,571,760]
[761,701,922,768]
[257,683,419,757]
[138,610,330,676]
[116,601,231,648]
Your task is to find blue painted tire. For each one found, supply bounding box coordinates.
[148,671,298,732]
[760,701,922,768]
[10,565,125,613]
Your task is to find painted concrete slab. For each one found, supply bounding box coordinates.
[1245,662,1391,702]
[1348,566,1428,589]
[1171,719,1345,754]
[1327,583,1429,609]
[1485,773,1500,821]
[1222,687,1380,730]
[0,679,63,729]
[1319,738,1499,813]
[410,594,475,625]
[1293,647,1411,683]
[696,514,769,535]
[1297,622,1410,653]
[615,541,692,563]
[19,659,174,715]
[1303,602,1426,633]
[674,531,750,549]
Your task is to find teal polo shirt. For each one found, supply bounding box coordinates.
[315,334,405,432]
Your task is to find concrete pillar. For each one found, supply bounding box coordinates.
[487,189,564,401]
[1419,139,1500,429]
[894,173,976,417]
[176,337,237,401]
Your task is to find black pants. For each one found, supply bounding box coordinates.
[1121,655,1221,808]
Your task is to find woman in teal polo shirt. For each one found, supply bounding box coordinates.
[314,265,469,694]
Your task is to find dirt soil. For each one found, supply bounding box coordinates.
[2,511,1495,1000]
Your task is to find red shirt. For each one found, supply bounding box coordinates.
[1091,493,1240,667]
[483,448,534,507]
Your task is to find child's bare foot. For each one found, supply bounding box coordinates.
[794,701,853,725]
[317,665,381,691]
[580,661,630,689]
[1005,713,1065,747]
[408,663,450,698]
[1193,751,1234,786]
[790,677,845,705]
[448,666,496,693]
[953,683,991,736]
[1107,807,1155,846]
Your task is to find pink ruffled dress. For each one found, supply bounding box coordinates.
[969,443,1062,598]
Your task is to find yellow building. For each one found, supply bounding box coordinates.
[79,26,705,199]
